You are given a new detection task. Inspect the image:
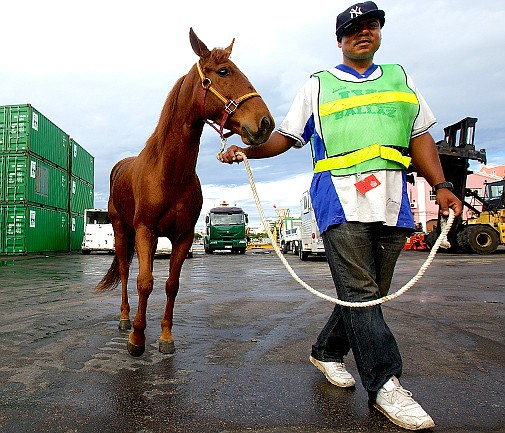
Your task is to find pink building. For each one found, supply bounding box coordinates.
[407,165,504,232]
[479,164,505,178]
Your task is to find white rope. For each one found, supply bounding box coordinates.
[238,152,455,308]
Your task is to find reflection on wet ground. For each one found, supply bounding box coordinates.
[0,249,504,432]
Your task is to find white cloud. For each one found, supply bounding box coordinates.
[2,0,504,231]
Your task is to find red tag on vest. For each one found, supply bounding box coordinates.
[355,174,381,194]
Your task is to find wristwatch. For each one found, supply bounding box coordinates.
[433,181,454,192]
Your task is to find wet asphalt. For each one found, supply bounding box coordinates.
[0,247,504,433]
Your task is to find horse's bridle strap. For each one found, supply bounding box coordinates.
[196,61,260,137]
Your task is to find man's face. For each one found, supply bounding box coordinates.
[338,18,382,62]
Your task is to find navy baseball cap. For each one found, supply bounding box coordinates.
[336,1,385,39]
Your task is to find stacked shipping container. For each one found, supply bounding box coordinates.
[69,138,94,251]
[0,104,94,254]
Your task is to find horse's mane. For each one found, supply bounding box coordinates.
[145,74,186,158]
[144,48,231,158]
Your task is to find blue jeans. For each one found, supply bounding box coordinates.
[311,222,409,394]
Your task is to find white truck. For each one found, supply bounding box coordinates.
[298,191,326,260]
[81,209,191,256]
[81,209,114,254]
[279,216,302,255]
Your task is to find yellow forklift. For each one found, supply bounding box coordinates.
[458,179,505,254]
[424,117,504,254]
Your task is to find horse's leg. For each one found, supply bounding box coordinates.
[159,233,193,354]
[150,238,158,272]
[127,224,156,357]
[113,221,133,331]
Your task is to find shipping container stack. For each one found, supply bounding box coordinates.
[0,104,94,255]
[69,138,94,251]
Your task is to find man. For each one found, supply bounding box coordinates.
[219,2,462,430]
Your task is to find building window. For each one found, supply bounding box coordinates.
[429,189,436,201]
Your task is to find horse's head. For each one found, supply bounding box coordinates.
[189,28,274,146]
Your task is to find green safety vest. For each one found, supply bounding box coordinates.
[312,64,419,176]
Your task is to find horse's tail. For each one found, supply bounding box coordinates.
[95,232,135,292]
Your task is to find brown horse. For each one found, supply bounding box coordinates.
[95,28,274,357]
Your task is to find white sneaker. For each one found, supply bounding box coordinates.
[309,355,356,388]
[374,376,435,431]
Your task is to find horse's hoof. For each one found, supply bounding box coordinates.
[118,319,131,331]
[127,341,145,357]
[159,339,175,354]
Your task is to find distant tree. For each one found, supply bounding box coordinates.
[249,231,267,240]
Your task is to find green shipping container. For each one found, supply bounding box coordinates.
[69,213,84,251]
[0,104,69,170]
[0,153,69,210]
[70,176,94,214]
[70,138,94,185]
[0,204,69,254]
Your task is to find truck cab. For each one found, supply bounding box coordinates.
[204,204,248,254]
[279,216,302,254]
[81,209,114,254]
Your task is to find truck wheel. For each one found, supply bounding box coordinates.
[239,248,246,254]
[81,249,91,255]
[456,227,473,253]
[428,228,463,253]
[299,247,308,261]
[425,230,438,250]
[465,225,499,255]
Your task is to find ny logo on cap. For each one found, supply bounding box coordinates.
[350,6,363,19]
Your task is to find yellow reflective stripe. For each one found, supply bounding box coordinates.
[314,144,381,172]
[379,146,411,168]
[319,91,418,117]
[313,144,411,173]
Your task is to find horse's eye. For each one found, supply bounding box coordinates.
[217,67,230,77]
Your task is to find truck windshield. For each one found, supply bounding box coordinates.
[210,213,243,225]
[86,212,111,224]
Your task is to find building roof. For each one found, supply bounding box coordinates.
[478,164,505,178]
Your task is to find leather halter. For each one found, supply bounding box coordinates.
[196,61,260,139]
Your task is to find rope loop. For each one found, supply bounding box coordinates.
[236,151,455,308]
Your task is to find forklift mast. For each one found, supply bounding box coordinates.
[436,117,487,202]
[428,117,487,247]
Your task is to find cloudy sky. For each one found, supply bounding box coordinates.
[2,0,504,229]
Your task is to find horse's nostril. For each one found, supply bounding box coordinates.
[260,116,271,132]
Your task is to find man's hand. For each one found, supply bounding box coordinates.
[436,189,463,218]
[217,145,246,164]
[217,132,295,165]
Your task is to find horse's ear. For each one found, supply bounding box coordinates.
[189,28,210,59]
[224,38,235,56]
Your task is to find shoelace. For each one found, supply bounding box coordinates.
[327,362,348,374]
[384,386,418,407]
